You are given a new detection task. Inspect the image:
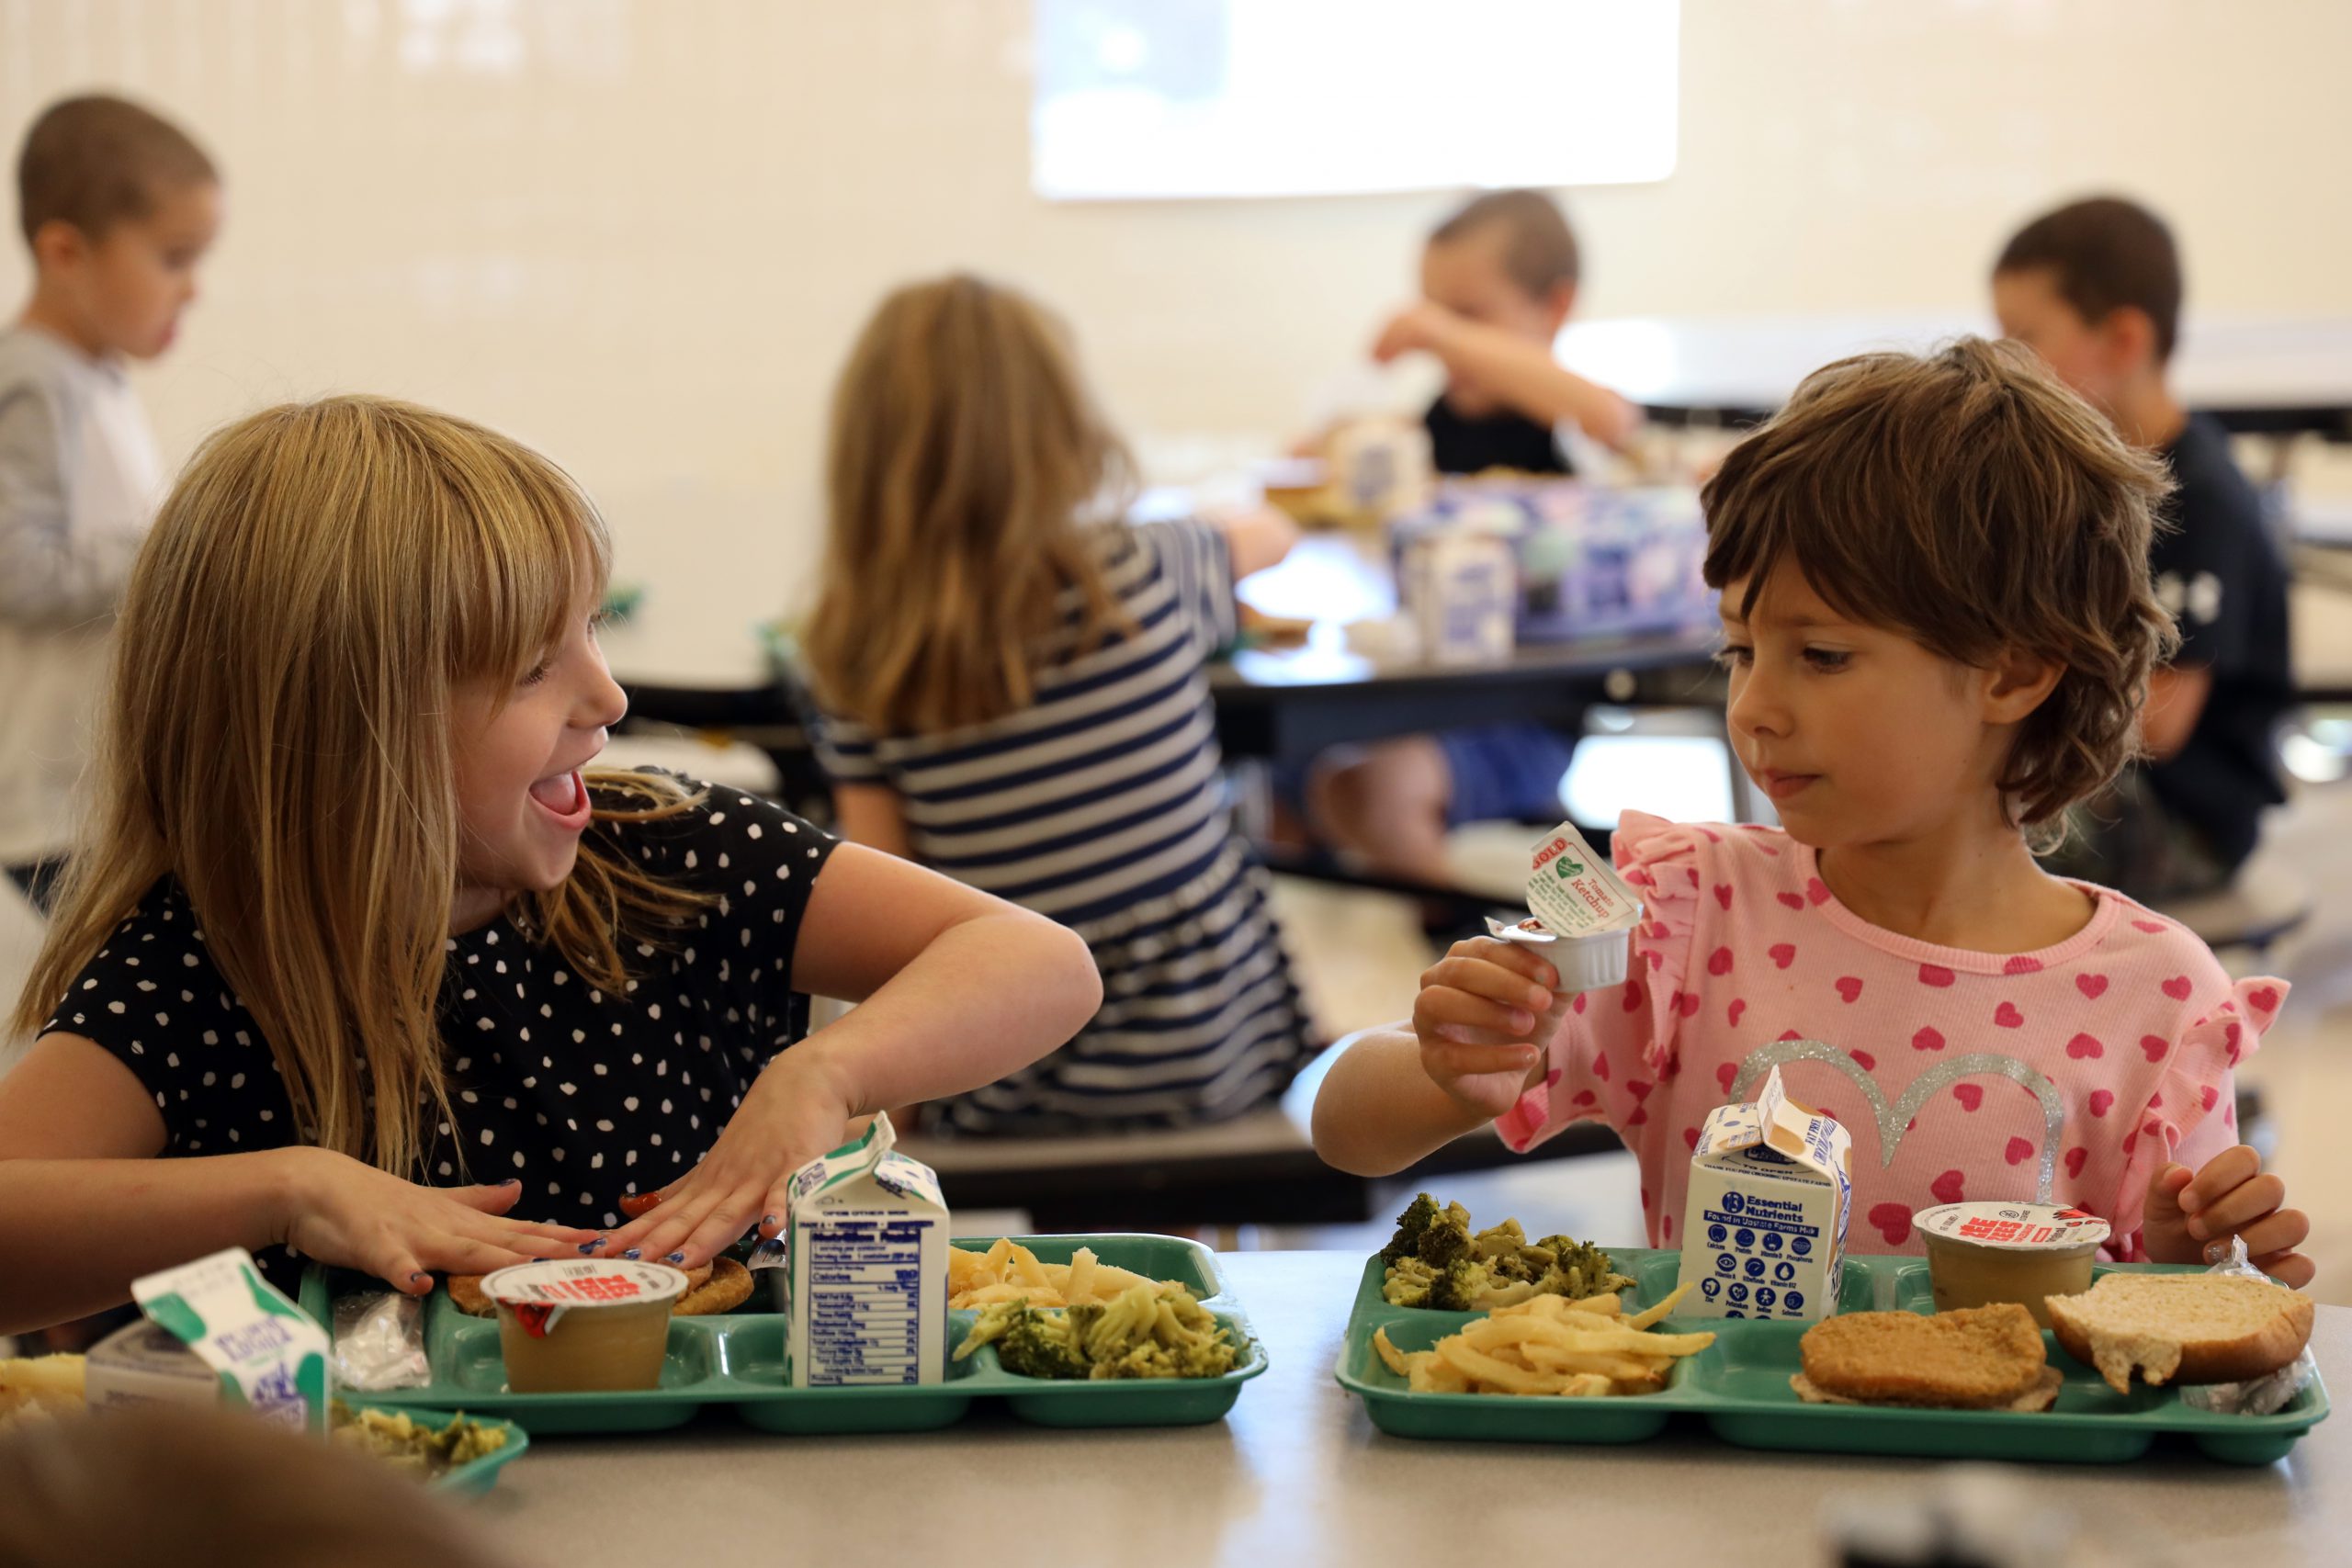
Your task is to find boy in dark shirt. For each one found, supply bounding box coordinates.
[1993,196,2292,898]
[1309,191,1640,880]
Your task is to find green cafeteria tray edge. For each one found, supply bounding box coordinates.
[1335,1247,2329,1465]
[303,1234,1265,1438]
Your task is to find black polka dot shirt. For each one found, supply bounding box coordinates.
[42,773,837,1290]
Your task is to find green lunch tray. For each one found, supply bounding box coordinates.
[336,1404,531,1498]
[1337,1248,2329,1466]
[303,1234,1265,1438]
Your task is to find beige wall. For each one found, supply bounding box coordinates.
[4,0,2347,614]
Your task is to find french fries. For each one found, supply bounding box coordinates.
[1370,1283,1712,1397]
[946,1239,1174,1309]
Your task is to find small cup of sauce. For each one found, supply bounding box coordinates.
[481,1258,687,1393]
[1916,1201,2111,1329]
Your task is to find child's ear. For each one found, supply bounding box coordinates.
[1981,647,2064,725]
[1542,281,1577,333]
[2100,305,2161,378]
[28,218,89,274]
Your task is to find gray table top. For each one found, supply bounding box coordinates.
[465,1250,2346,1568]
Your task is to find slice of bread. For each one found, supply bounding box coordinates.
[1795,1305,2049,1409]
[1793,1365,2064,1413]
[2046,1272,2313,1393]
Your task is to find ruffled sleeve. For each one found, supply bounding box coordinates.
[1495,810,1707,1152]
[1610,811,1709,1079]
[2107,975,2288,1258]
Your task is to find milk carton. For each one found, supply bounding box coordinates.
[784,1111,949,1387]
[1398,528,1516,666]
[124,1247,331,1429]
[1678,1066,1851,1323]
[1328,414,1433,524]
[84,1319,223,1411]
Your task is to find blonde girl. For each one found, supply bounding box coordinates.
[0,396,1100,1333]
[802,275,1313,1132]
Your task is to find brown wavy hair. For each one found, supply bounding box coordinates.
[9,398,709,1177]
[802,274,1136,734]
[1700,336,2177,843]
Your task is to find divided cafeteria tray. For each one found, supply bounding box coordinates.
[1337,1247,2329,1465]
[305,1234,1264,1438]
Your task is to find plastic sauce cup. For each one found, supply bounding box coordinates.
[481,1259,687,1393]
[1916,1201,2111,1329]
[1482,914,1638,994]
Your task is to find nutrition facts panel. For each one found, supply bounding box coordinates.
[801,1215,935,1385]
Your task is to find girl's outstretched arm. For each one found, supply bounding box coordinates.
[602,844,1101,1266]
[0,1039,594,1333]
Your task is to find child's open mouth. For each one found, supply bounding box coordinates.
[527,769,592,829]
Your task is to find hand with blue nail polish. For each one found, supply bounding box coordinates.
[600,1050,860,1271]
[272,1146,607,1297]
[2143,1145,2312,1289]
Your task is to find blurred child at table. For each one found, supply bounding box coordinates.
[1307,190,1643,883]
[0,396,1102,1336]
[2,94,219,915]
[0,1404,517,1568]
[1993,196,2291,902]
[1315,339,2312,1285]
[800,275,1317,1134]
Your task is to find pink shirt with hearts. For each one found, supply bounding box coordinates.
[1497,812,2285,1260]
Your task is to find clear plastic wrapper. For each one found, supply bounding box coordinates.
[331,1290,430,1392]
[2181,1235,2317,1416]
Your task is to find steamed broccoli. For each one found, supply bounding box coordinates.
[1488,1251,1537,1285]
[1535,1235,1635,1300]
[1427,1258,1489,1313]
[1381,1193,1443,1263]
[996,1309,1092,1380]
[1379,1197,1632,1308]
[953,1284,1238,1381]
[955,1301,1092,1379]
[1416,1203,1475,1269]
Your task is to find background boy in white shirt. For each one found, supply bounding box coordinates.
[1,94,220,910]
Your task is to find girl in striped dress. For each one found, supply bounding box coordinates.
[801,275,1316,1134]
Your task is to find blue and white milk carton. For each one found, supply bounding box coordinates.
[1398,528,1517,666]
[1678,1066,1851,1323]
[785,1111,949,1387]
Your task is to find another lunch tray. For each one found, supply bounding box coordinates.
[1336,1248,2330,1465]
[305,1235,1265,1438]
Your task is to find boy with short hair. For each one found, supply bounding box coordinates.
[2,94,220,912]
[1309,190,1639,882]
[1993,196,2291,900]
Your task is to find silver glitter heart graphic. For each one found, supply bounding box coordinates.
[1728,1039,2064,1202]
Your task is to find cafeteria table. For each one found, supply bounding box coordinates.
[1559,312,2352,440]
[469,1249,2349,1568]
[1216,532,1724,764]
[603,532,1728,776]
